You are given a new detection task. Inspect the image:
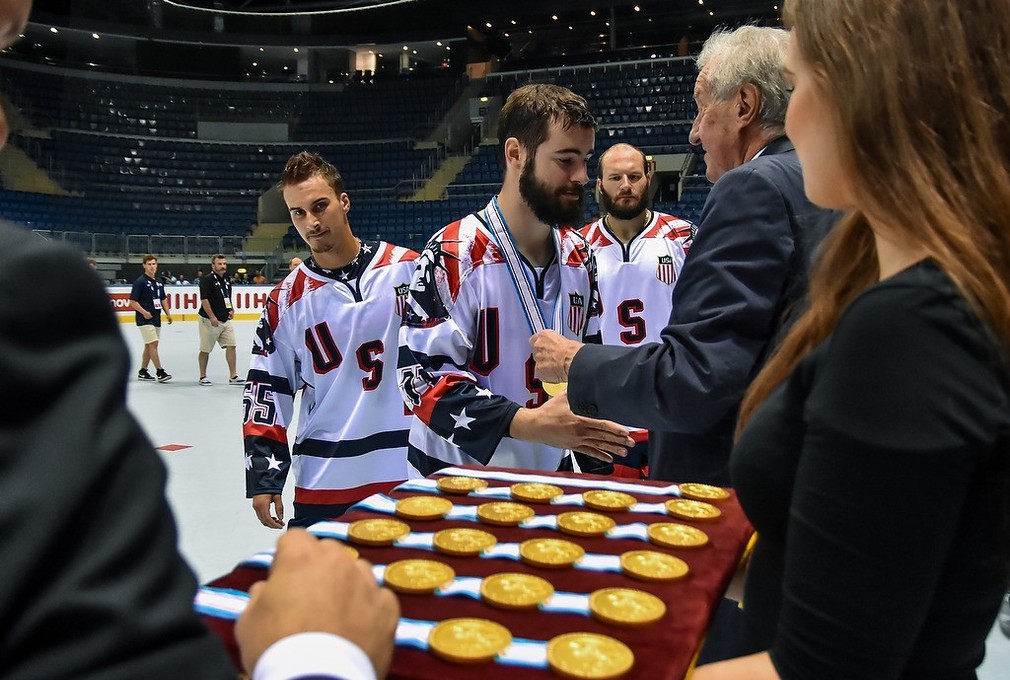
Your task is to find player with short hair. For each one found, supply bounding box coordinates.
[398,84,633,478]
[244,151,418,528]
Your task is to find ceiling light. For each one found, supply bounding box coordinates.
[92,33,100,39]
[634,5,641,11]
[293,48,299,53]
[486,22,492,28]
[436,41,442,46]
[590,10,596,16]
[552,15,558,20]
[49,27,58,34]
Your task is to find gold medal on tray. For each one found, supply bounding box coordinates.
[339,543,360,559]
[542,381,567,397]
[510,482,564,503]
[347,518,411,546]
[647,522,709,549]
[384,558,456,595]
[476,501,535,526]
[428,617,513,664]
[395,495,454,521]
[547,632,634,679]
[556,511,616,538]
[480,572,555,610]
[433,528,498,557]
[620,550,690,582]
[582,489,637,512]
[678,482,731,501]
[519,537,585,569]
[665,498,722,521]
[589,587,666,626]
[436,476,489,495]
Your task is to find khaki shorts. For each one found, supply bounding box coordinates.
[199,317,236,352]
[138,324,160,345]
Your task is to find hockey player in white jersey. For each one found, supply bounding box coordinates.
[583,143,695,345]
[580,143,696,476]
[398,84,633,478]
[245,152,418,528]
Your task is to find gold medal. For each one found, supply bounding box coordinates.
[395,495,454,521]
[665,498,722,521]
[476,501,535,526]
[383,558,456,595]
[428,618,512,664]
[620,550,690,582]
[556,511,616,537]
[436,476,489,495]
[480,572,554,610]
[547,632,634,679]
[678,482,731,501]
[647,522,709,549]
[339,542,360,559]
[582,490,636,512]
[510,482,564,503]
[589,587,666,626]
[433,528,498,557]
[347,518,410,546]
[542,381,567,397]
[519,537,585,569]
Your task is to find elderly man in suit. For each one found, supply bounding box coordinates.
[532,25,836,486]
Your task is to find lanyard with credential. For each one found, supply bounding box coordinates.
[481,196,565,336]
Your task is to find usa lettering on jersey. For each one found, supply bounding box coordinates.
[244,241,419,517]
[580,211,694,347]
[398,201,602,477]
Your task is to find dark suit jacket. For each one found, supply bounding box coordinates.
[568,137,836,485]
[0,222,235,679]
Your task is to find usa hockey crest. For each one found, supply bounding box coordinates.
[394,283,409,318]
[568,292,585,334]
[656,255,675,285]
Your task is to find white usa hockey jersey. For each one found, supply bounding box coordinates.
[398,200,602,477]
[580,211,695,346]
[244,240,418,520]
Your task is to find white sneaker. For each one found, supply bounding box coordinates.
[228,376,245,386]
[199,376,212,386]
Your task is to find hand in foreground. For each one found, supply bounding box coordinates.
[236,529,400,677]
[252,493,284,529]
[510,391,633,462]
[529,330,583,383]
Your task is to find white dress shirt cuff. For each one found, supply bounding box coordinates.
[252,632,376,680]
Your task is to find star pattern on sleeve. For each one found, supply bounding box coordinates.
[450,408,476,430]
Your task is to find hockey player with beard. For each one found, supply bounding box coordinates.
[580,143,696,475]
[245,151,418,528]
[398,84,633,478]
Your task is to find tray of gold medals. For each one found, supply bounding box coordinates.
[196,467,754,680]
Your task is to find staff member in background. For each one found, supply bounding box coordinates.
[130,253,173,383]
[198,253,242,386]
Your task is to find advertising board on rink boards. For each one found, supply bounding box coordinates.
[107,285,274,322]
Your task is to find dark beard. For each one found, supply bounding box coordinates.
[599,186,649,221]
[519,158,585,226]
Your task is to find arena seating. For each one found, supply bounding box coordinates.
[0,56,708,256]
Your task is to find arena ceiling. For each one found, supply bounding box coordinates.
[18,1,781,79]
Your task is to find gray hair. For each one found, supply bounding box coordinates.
[697,26,791,136]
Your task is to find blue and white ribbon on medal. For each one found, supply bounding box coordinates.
[481,196,565,337]
[482,197,580,469]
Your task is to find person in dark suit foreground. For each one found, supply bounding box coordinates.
[532,25,835,487]
[0,220,398,679]
[0,4,398,678]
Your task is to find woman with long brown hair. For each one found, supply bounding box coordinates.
[695,0,1010,677]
